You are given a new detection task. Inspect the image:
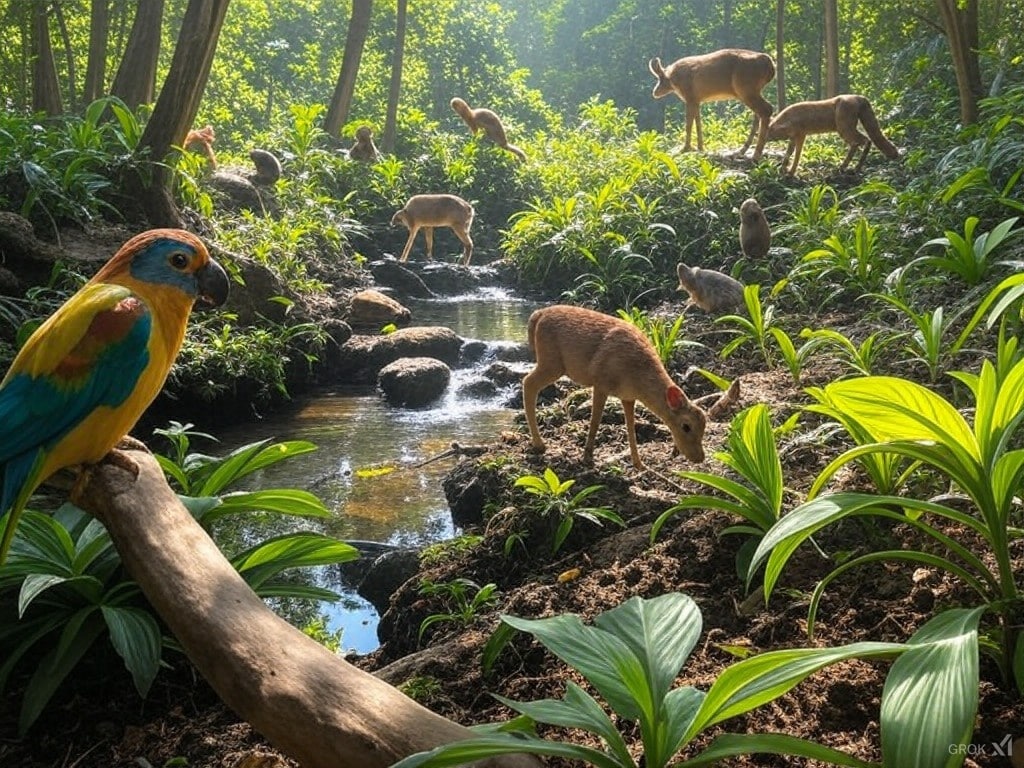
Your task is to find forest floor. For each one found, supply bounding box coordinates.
[2,303,1024,768]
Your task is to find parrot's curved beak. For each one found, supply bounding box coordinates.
[195,257,230,309]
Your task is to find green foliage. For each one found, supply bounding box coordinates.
[652,404,789,578]
[417,578,499,643]
[419,535,484,567]
[798,327,901,378]
[791,217,890,300]
[513,468,625,553]
[716,285,797,372]
[394,592,984,768]
[616,307,696,366]
[904,216,1021,286]
[753,362,1024,690]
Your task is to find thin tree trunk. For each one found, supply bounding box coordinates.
[53,1,77,110]
[84,0,110,103]
[71,446,544,768]
[936,0,982,125]
[824,0,839,97]
[324,0,373,139]
[775,0,786,111]
[382,0,407,153]
[130,0,231,226]
[110,0,164,110]
[31,2,62,116]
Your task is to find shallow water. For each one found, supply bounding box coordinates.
[212,289,538,653]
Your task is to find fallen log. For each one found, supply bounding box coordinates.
[72,445,542,768]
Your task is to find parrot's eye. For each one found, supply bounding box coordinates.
[169,252,190,270]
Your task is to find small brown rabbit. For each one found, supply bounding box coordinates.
[676,262,745,314]
[739,197,771,259]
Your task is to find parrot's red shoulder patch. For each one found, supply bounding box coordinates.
[53,297,148,382]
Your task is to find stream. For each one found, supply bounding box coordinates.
[211,288,539,653]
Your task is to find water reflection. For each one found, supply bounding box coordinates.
[211,290,538,653]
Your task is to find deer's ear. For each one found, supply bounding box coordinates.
[666,385,687,410]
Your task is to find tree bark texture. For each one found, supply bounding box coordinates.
[382,0,407,153]
[324,0,373,138]
[84,0,111,103]
[774,0,786,110]
[72,447,542,768]
[936,0,981,126]
[31,2,62,116]
[824,0,839,97]
[110,0,164,110]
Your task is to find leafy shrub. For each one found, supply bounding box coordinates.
[513,467,624,553]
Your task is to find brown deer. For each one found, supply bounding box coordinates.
[676,262,745,315]
[648,49,775,160]
[450,98,527,161]
[766,94,899,175]
[523,305,709,470]
[391,194,475,265]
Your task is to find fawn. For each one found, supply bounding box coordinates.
[676,262,745,315]
[648,49,776,160]
[766,94,899,175]
[523,305,707,470]
[391,194,475,266]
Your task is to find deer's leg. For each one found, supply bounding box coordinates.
[693,103,705,151]
[683,101,697,151]
[398,227,419,262]
[452,225,474,266]
[852,142,873,173]
[748,96,774,161]
[738,112,758,155]
[621,399,645,470]
[779,139,796,174]
[523,366,560,452]
[423,227,435,261]
[583,389,609,463]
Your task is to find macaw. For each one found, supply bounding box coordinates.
[0,228,230,563]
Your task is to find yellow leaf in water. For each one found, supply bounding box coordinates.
[356,465,397,478]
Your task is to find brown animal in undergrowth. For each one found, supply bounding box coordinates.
[766,94,899,175]
[391,194,475,265]
[184,124,217,168]
[648,49,775,160]
[739,197,771,259]
[349,125,381,162]
[248,149,282,186]
[676,262,745,315]
[523,304,709,470]
[450,97,527,161]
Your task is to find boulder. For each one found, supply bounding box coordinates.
[356,549,421,615]
[417,262,480,295]
[378,357,451,407]
[347,289,412,331]
[0,212,62,290]
[368,260,434,299]
[221,254,291,325]
[336,326,463,384]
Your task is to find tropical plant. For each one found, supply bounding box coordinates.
[798,327,901,378]
[751,359,1024,692]
[715,284,777,368]
[513,467,625,554]
[417,578,500,643]
[904,216,1021,286]
[651,404,793,578]
[616,307,696,366]
[393,593,987,768]
[791,217,890,299]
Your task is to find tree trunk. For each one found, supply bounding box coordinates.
[84,0,110,103]
[53,1,77,111]
[775,0,786,111]
[31,2,62,116]
[110,0,164,110]
[71,446,543,768]
[130,0,231,227]
[935,0,982,125]
[382,0,407,153]
[324,0,373,139]
[824,0,839,97]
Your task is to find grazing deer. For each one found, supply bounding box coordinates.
[349,125,381,162]
[766,94,899,175]
[523,305,708,470]
[648,49,775,160]
[676,262,745,315]
[391,194,475,265]
[450,97,527,161]
[739,197,771,259]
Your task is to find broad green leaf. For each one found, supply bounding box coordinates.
[819,377,977,461]
[389,733,624,768]
[501,611,647,721]
[660,685,705,759]
[880,608,984,768]
[680,732,877,767]
[102,606,162,698]
[232,533,358,581]
[206,489,330,521]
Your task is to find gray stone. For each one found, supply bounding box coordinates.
[336,326,463,384]
[347,289,411,331]
[356,548,421,614]
[378,357,451,407]
[369,260,435,299]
